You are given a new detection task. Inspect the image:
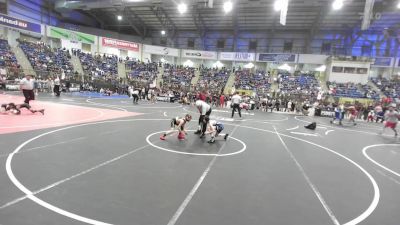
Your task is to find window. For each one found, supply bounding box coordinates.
[332,66,343,73]
[344,67,356,73]
[356,68,368,74]
[283,41,293,52]
[361,45,372,56]
[217,40,225,49]
[321,43,331,54]
[249,40,257,50]
[188,39,195,48]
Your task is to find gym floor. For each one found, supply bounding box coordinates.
[0,92,399,225]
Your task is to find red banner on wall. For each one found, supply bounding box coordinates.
[102,37,139,52]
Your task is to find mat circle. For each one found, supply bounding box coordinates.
[146,130,247,157]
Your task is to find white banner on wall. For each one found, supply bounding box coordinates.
[143,44,179,57]
[298,54,328,64]
[218,52,255,62]
[181,49,217,60]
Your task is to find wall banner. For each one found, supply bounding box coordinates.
[182,49,217,60]
[257,53,297,62]
[102,37,139,52]
[143,44,179,57]
[0,13,41,33]
[219,52,255,61]
[48,26,95,44]
[372,57,393,67]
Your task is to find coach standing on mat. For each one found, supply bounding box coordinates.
[19,74,35,104]
[231,92,242,118]
[195,99,212,138]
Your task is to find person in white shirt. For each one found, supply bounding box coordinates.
[53,76,61,97]
[380,105,399,137]
[128,86,133,98]
[19,74,35,104]
[195,100,212,137]
[231,92,242,118]
[132,89,139,104]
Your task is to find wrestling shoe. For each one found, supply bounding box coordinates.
[224,134,229,140]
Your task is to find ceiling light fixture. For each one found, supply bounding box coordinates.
[213,61,224,68]
[332,0,344,10]
[223,1,233,13]
[278,63,291,71]
[183,60,194,67]
[161,30,166,35]
[178,3,187,14]
[117,15,122,21]
[274,0,284,11]
[397,1,400,8]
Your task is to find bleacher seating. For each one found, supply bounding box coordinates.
[359,84,380,100]
[197,68,230,94]
[162,64,195,90]
[19,41,73,76]
[371,78,400,99]
[76,50,118,79]
[0,39,19,69]
[327,81,365,98]
[126,61,158,83]
[234,69,271,95]
[278,73,320,95]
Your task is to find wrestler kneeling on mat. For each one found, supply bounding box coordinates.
[160,114,192,140]
[203,116,229,143]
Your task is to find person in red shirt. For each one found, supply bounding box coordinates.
[198,91,207,101]
[219,94,225,108]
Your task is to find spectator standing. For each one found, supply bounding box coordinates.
[219,94,225,108]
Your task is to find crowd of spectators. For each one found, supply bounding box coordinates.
[277,73,319,96]
[359,84,380,99]
[0,39,20,72]
[162,64,195,91]
[371,78,400,100]
[19,41,73,77]
[327,81,379,99]
[126,61,158,84]
[234,69,271,95]
[74,50,118,80]
[327,81,364,98]
[197,67,230,95]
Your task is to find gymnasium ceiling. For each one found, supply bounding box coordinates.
[56,0,400,37]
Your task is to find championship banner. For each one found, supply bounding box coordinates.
[218,52,255,62]
[181,49,217,60]
[102,37,139,52]
[48,26,95,44]
[0,13,41,33]
[257,53,297,62]
[372,57,393,67]
[143,44,179,57]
